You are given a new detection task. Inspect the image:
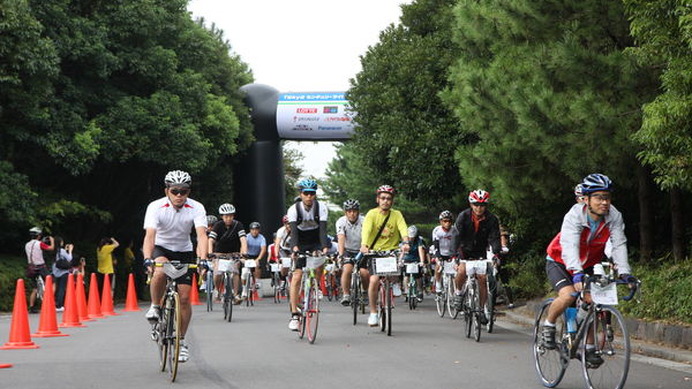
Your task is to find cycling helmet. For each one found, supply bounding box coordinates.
[29,226,42,236]
[206,215,218,225]
[376,185,396,196]
[249,222,261,229]
[282,215,289,224]
[343,199,360,211]
[407,225,418,238]
[218,203,236,215]
[581,173,612,194]
[468,189,490,203]
[298,179,318,192]
[164,170,192,186]
[439,210,453,220]
[574,184,584,197]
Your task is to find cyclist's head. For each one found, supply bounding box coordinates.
[376,185,396,197]
[297,179,318,193]
[375,185,395,210]
[281,215,289,225]
[582,174,613,218]
[439,210,453,221]
[468,189,490,216]
[343,199,360,211]
[580,173,612,195]
[218,203,235,215]
[164,170,192,188]
[407,225,418,238]
[206,215,218,226]
[29,226,42,238]
[249,221,261,230]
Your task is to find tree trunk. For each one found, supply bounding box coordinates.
[670,188,685,261]
[637,165,653,263]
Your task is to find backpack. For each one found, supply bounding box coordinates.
[295,199,320,225]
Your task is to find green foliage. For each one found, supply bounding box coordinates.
[618,258,692,324]
[0,255,27,312]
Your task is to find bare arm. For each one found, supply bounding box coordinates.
[195,226,208,260]
[143,228,156,259]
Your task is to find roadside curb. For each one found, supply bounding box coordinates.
[502,300,692,366]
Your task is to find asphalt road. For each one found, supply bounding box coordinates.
[1,293,690,389]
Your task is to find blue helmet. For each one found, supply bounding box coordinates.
[581,174,612,194]
[298,179,318,192]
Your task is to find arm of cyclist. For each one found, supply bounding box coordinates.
[143,227,156,274]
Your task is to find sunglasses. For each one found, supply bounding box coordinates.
[170,188,190,196]
[590,194,612,202]
[470,202,487,207]
[378,196,393,201]
[302,191,316,196]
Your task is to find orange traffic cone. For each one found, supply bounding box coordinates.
[0,279,39,349]
[100,274,118,316]
[75,274,92,322]
[87,273,103,319]
[123,273,141,311]
[190,273,202,305]
[33,275,68,338]
[60,273,85,328]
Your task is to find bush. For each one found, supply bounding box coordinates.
[0,255,28,311]
[505,249,552,299]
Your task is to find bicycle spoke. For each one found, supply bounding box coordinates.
[581,307,630,389]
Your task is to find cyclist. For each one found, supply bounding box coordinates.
[336,199,365,306]
[273,215,291,289]
[25,227,55,314]
[208,203,248,304]
[243,221,267,298]
[542,173,636,366]
[286,179,330,331]
[143,170,208,363]
[206,215,218,234]
[198,215,219,290]
[451,189,501,325]
[401,225,426,302]
[360,185,410,327]
[432,210,457,294]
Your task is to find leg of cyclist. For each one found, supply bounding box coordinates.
[288,263,303,331]
[367,274,380,326]
[341,260,353,305]
[146,256,169,321]
[477,273,489,324]
[434,261,443,293]
[454,261,468,307]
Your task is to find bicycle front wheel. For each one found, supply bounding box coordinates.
[486,273,496,333]
[533,299,568,388]
[464,288,472,339]
[273,274,281,304]
[206,272,213,312]
[246,275,254,307]
[472,284,481,342]
[436,280,446,318]
[306,279,320,344]
[447,275,459,319]
[224,274,233,322]
[379,280,387,333]
[351,275,360,325]
[386,279,392,336]
[166,292,181,382]
[581,306,630,389]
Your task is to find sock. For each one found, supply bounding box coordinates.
[543,320,556,327]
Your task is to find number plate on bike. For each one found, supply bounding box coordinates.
[443,261,456,275]
[325,263,335,272]
[591,282,618,305]
[245,259,257,268]
[305,256,326,269]
[270,263,280,272]
[217,259,235,273]
[374,256,398,275]
[281,257,292,268]
[406,263,419,274]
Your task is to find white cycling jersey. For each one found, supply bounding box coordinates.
[143,196,207,252]
[432,225,456,257]
[335,214,364,252]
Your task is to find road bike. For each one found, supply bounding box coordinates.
[296,252,326,344]
[485,258,498,333]
[462,259,487,342]
[436,258,459,319]
[323,257,340,302]
[349,254,367,325]
[217,255,240,322]
[367,250,400,336]
[281,257,292,302]
[150,261,197,382]
[242,258,258,307]
[533,262,640,389]
[403,262,421,310]
[202,262,213,312]
[270,261,283,303]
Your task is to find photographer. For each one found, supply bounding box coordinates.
[25,227,55,313]
[97,237,119,298]
[52,237,74,311]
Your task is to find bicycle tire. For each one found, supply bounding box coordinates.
[224,274,233,322]
[436,277,446,317]
[464,287,472,338]
[206,271,213,312]
[581,306,630,389]
[158,315,167,372]
[245,274,253,307]
[351,274,360,325]
[533,299,568,388]
[408,280,416,310]
[386,278,392,336]
[307,278,320,344]
[167,292,181,382]
[447,275,460,319]
[379,280,387,333]
[36,276,45,304]
[473,284,481,342]
[273,274,281,303]
[298,277,306,339]
[487,273,496,333]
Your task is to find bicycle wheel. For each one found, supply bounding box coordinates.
[351,275,360,325]
[245,274,254,307]
[533,299,568,388]
[306,279,320,344]
[157,315,167,372]
[386,279,392,336]
[486,273,496,333]
[224,274,233,322]
[447,275,459,319]
[36,276,45,304]
[408,280,416,310]
[464,286,472,338]
[205,272,213,312]
[581,306,630,389]
[273,274,281,303]
[472,284,481,342]
[166,292,181,382]
[379,281,387,333]
[436,278,446,317]
[298,278,306,339]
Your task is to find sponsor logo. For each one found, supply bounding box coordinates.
[318,126,341,131]
[297,117,320,122]
[325,117,351,122]
[296,108,318,114]
[323,106,339,114]
[292,124,312,131]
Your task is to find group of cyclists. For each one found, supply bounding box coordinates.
[137,169,639,369]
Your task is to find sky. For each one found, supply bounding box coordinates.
[187,0,410,178]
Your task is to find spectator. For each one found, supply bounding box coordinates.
[97,237,119,298]
[25,227,55,313]
[51,237,73,311]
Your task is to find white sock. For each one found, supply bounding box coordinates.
[543,320,555,327]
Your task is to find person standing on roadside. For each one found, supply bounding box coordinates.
[25,227,55,313]
[97,236,119,298]
[52,237,74,311]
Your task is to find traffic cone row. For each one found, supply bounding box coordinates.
[1,272,142,363]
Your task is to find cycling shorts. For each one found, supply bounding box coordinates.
[153,245,195,285]
[341,250,367,269]
[292,243,322,270]
[546,259,594,292]
[460,259,490,276]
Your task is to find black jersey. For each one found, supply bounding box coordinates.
[209,220,246,253]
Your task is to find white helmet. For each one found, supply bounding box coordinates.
[164,170,192,186]
[218,203,236,215]
[407,225,418,238]
[29,226,42,236]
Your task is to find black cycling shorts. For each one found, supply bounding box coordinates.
[153,245,195,285]
[292,243,323,270]
[546,260,593,292]
[341,250,367,270]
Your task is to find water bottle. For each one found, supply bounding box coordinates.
[565,307,577,333]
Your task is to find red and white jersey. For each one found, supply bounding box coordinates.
[143,196,207,252]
